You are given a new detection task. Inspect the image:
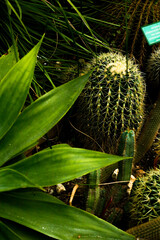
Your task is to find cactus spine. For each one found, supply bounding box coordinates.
[129,168,160,226]
[78,52,145,152]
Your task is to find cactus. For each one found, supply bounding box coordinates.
[86,130,135,218]
[117,130,135,181]
[153,133,160,161]
[134,48,160,164]
[77,52,145,153]
[126,216,160,240]
[129,168,160,226]
[146,48,160,103]
[86,168,101,215]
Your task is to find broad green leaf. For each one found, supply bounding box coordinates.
[0,36,43,140]
[0,190,135,240]
[0,221,21,240]
[0,45,18,80]
[0,72,91,165]
[0,145,131,191]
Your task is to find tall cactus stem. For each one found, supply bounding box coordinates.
[133,92,160,165]
[118,130,135,181]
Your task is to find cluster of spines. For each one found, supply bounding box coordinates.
[78,52,145,151]
[129,168,160,225]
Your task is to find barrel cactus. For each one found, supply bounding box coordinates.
[77,52,145,153]
[133,48,160,165]
[129,168,160,226]
[146,47,160,103]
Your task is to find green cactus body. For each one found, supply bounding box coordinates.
[134,93,160,165]
[86,130,135,217]
[147,48,160,102]
[129,168,160,226]
[154,132,160,160]
[77,52,145,153]
[118,130,135,181]
[86,169,101,214]
[134,48,160,164]
[127,216,160,240]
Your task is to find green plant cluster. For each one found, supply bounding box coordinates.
[77,52,145,152]
[2,0,160,238]
[0,38,135,240]
[129,168,160,226]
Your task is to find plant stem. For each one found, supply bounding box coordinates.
[134,92,160,165]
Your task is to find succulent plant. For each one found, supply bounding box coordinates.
[154,133,160,159]
[129,168,160,226]
[146,48,160,103]
[77,52,145,153]
[127,216,160,240]
[0,38,135,240]
[134,48,160,164]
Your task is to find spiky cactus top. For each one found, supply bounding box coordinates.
[129,168,160,226]
[77,52,145,152]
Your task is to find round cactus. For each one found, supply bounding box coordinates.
[146,47,160,103]
[129,168,160,226]
[77,52,145,153]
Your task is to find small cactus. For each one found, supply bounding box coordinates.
[77,52,145,152]
[129,168,160,226]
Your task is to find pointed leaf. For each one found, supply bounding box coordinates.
[0,145,131,191]
[0,191,135,240]
[0,45,18,80]
[0,72,91,165]
[0,37,43,140]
